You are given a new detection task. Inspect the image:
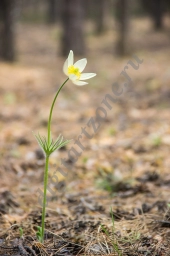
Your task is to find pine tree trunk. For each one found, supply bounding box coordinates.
[116,0,129,56]
[47,0,57,24]
[152,0,163,30]
[0,0,16,61]
[141,0,164,30]
[47,0,63,24]
[61,0,85,56]
[94,0,107,35]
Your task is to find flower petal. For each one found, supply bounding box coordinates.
[69,74,77,80]
[68,50,74,66]
[74,58,87,72]
[63,58,68,75]
[80,73,96,80]
[72,80,88,86]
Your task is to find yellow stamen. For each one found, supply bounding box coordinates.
[68,65,81,79]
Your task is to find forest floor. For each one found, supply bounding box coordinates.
[0,17,170,255]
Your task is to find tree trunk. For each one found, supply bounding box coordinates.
[152,0,163,30]
[47,0,57,24]
[141,0,164,30]
[94,0,107,35]
[47,0,63,24]
[116,0,129,56]
[61,0,85,56]
[0,0,16,61]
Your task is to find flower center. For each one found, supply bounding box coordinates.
[68,65,81,80]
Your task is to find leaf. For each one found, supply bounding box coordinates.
[34,132,70,156]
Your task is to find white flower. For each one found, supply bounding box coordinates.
[63,50,96,86]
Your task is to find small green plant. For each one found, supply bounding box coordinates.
[82,156,88,164]
[4,92,16,105]
[34,50,96,242]
[96,168,120,194]
[19,227,24,238]
[152,136,162,147]
[108,127,116,136]
[121,231,140,244]
[36,226,43,242]
[96,176,113,193]
[101,208,122,256]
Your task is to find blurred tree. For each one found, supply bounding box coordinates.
[47,0,57,23]
[84,0,96,20]
[47,0,63,24]
[94,0,108,35]
[141,0,164,30]
[61,0,85,56]
[0,0,16,61]
[116,0,129,56]
[151,0,163,30]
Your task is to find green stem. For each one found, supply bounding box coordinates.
[47,78,69,145]
[41,78,69,242]
[41,154,49,242]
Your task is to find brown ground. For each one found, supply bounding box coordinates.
[0,16,170,255]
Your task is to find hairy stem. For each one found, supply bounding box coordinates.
[41,78,69,242]
[41,155,49,242]
[47,78,69,145]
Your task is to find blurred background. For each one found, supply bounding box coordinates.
[0,0,170,61]
[0,0,170,222]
